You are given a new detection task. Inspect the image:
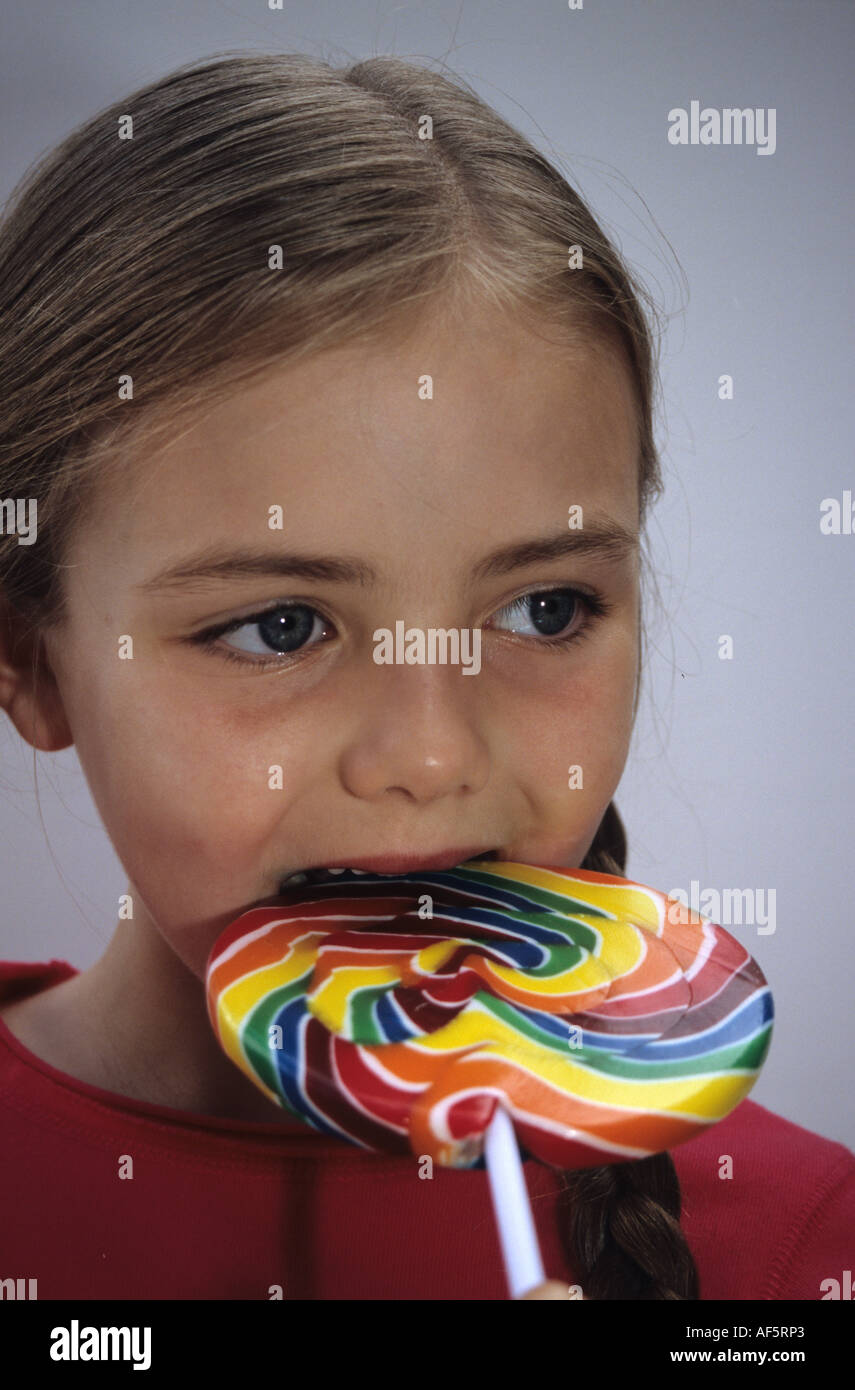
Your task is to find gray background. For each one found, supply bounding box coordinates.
[1,1,852,1148]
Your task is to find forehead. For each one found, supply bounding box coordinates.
[75,305,641,583]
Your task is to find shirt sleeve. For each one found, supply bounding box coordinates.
[763,1151,855,1299]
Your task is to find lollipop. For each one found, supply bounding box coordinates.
[207,861,773,1293]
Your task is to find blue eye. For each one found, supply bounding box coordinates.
[188,587,611,670]
[191,603,333,666]
[220,605,329,657]
[489,589,591,642]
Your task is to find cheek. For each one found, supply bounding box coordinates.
[533,673,634,865]
[60,659,316,878]
[495,631,636,788]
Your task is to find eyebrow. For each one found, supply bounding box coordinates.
[137,518,638,594]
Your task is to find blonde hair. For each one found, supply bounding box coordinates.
[0,51,690,1297]
[0,50,661,625]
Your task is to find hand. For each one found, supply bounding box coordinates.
[518,1280,585,1300]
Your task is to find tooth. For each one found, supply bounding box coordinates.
[286,871,308,886]
[325,867,346,875]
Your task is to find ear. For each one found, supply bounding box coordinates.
[0,592,73,752]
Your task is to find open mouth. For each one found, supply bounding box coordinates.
[279,851,499,893]
[280,867,380,889]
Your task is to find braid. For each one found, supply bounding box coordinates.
[556,1154,699,1299]
[552,802,701,1299]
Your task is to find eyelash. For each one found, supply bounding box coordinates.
[188,586,613,670]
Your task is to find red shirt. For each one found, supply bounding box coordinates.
[1,959,853,1300]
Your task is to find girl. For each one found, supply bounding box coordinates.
[0,52,852,1301]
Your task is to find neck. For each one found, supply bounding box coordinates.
[11,905,285,1123]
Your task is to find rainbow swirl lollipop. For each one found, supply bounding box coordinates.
[206,861,773,1170]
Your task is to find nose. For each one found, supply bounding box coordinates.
[338,660,491,803]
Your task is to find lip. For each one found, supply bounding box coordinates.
[278,845,498,887]
[324,847,498,875]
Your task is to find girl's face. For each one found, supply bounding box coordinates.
[41,302,641,978]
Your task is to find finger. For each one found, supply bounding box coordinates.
[518,1279,584,1300]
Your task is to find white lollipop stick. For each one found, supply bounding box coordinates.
[483,1105,546,1298]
